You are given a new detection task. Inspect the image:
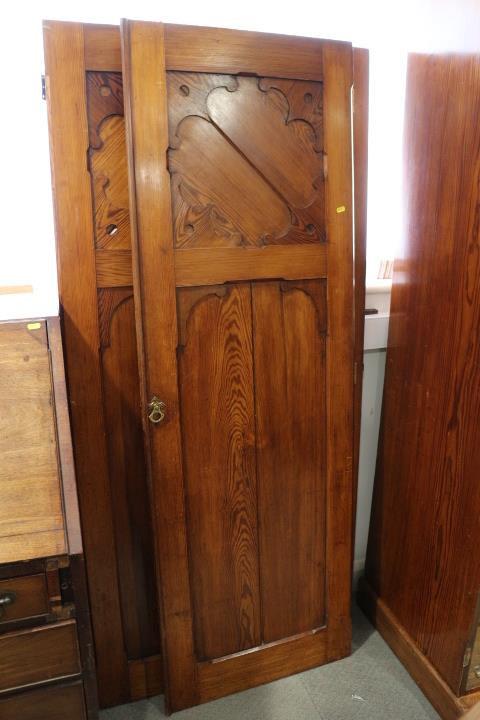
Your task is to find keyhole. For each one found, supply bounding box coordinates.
[106,224,118,236]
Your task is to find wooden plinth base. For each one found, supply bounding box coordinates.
[357,577,480,720]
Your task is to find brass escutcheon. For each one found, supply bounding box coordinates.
[148,396,166,424]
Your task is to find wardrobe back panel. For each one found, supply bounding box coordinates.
[365,53,480,695]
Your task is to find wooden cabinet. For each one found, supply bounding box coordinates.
[0,319,97,719]
[44,20,368,711]
[360,53,480,720]
[0,682,87,720]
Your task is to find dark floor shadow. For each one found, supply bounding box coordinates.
[351,599,376,652]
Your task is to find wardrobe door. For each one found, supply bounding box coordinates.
[122,20,354,711]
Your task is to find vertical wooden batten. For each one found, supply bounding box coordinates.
[323,41,355,656]
[121,19,195,711]
[43,20,129,706]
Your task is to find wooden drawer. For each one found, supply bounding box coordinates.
[0,681,86,720]
[0,574,49,626]
[0,620,81,692]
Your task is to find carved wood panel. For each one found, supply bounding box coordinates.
[87,72,130,250]
[176,279,327,660]
[167,72,325,248]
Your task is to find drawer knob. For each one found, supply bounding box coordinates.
[0,591,16,618]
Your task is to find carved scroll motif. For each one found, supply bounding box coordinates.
[167,72,326,249]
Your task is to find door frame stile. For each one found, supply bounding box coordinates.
[43,19,130,707]
[120,19,197,712]
[323,41,355,659]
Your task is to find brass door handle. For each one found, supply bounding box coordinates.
[148,396,166,424]
[0,591,16,618]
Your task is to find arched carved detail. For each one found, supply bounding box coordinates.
[97,287,134,350]
[87,72,130,251]
[167,72,326,249]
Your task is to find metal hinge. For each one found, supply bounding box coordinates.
[41,75,46,100]
[463,647,472,668]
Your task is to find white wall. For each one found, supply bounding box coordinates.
[354,288,391,581]
[0,0,412,320]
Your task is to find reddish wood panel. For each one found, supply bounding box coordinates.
[359,577,472,720]
[365,54,480,696]
[253,280,327,642]
[177,284,260,660]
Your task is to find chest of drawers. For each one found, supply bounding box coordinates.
[0,318,97,719]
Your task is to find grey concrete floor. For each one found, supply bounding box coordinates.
[101,604,440,720]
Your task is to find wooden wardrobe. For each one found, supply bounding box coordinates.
[44,20,368,711]
[360,53,480,720]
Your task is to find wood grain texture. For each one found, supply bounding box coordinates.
[175,245,327,286]
[84,24,121,71]
[177,284,260,660]
[68,554,100,720]
[87,72,130,250]
[322,41,354,659]
[47,317,83,556]
[47,24,163,706]
[95,244,328,288]
[352,48,368,546]
[121,19,196,711]
[0,575,48,625]
[98,289,159,660]
[365,53,480,696]
[0,321,66,563]
[128,655,163,702]
[0,620,80,692]
[358,577,478,720]
[253,281,327,642]
[122,18,355,711]
[167,72,324,246]
[164,23,326,80]
[43,20,129,706]
[0,681,87,720]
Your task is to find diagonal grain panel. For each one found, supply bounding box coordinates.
[169,116,291,247]
[177,283,261,660]
[207,77,322,208]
